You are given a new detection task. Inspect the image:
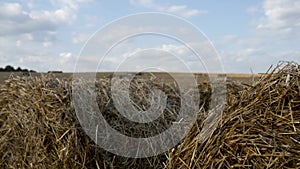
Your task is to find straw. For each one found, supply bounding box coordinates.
[1,62,299,168]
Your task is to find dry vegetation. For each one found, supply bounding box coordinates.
[167,62,300,168]
[0,62,299,168]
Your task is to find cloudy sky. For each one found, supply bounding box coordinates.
[0,0,299,73]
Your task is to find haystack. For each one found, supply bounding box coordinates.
[0,62,299,168]
[0,74,172,168]
[167,62,300,168]
[0,75,104,168]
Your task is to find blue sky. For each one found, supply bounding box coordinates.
[0,0,299,73]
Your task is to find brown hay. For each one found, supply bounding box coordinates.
[0,75,104,168]
[0,61,299,168]
[167,62,300,168]
[0,74,170,168]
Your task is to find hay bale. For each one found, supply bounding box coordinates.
[0,74,172,168]
[0,75,105,168]
[0,62,299,168]
[167,62,300,168]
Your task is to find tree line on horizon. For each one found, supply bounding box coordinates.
[0,65,36,73]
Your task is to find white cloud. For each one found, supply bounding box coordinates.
[42,41,52,47]
[58,0,80,10]
[257,0,300,36]
[94,42,215,72]
[59,52,73,64]
[212,0,300,73]
[0,1,92,72]
[72,33,91,44]
[16,40,22,47]
[165,5,186,13]
[130,0,154,8]
[24,33,34,40]
[26,3,77,25]
[218,48,270,73]
[130,0,206,18]
[0,1,91,36]
[165,5,206,18]
[0,3,23,16]
[107,47,193,72]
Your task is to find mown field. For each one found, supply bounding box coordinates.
[0,72,261,85]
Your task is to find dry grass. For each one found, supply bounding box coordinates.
[0,62,299,168]
[0,74,171,168]
[0,75,103,168]
[167,62,300,168]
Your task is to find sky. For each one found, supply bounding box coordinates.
[0,0,299,73]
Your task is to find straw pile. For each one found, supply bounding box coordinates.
[0,74,168,168]
[0,62,299,168]
[167,62,300,168]
[0,75,103,168]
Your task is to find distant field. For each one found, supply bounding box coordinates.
[0,72,24,84]
[0,72,261,85]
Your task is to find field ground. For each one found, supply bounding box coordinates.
[0,72,261,85]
